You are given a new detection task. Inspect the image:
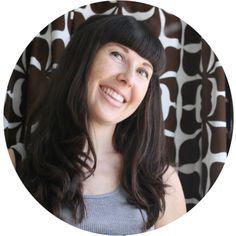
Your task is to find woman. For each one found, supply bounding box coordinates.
[9,15,186,234]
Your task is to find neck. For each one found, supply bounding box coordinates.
[88,122,117,157]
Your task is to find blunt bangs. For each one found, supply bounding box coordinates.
[83,15,165,75]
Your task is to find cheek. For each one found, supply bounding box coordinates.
[87,65,101,84]
[87,52,109,80]
[127,85,149,117]
[134,84,149,105]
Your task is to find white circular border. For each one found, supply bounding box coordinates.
[0,0,235,235]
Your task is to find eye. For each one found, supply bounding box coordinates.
[110,51,123,61]
[137,68,149,79]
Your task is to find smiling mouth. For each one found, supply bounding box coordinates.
[100,86,125,103]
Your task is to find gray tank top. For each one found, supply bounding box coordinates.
[11,143,155,234]
[60,187,155,235]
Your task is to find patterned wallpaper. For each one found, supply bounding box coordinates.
[4,1,231,211]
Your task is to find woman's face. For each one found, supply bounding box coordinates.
[87,42,153,127]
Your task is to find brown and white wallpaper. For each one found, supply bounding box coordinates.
[4,1,232,211]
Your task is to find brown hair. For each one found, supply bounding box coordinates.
[18,14,168,231]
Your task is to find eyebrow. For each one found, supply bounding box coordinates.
[143,62,153,70]
[118,44,129,53]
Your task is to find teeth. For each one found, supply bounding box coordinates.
[101,87,124,103]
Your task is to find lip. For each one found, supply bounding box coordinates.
[99,85,127,107]
[100,85,127,102]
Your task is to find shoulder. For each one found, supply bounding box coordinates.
[8,148,16,168]
[155,165,187,228]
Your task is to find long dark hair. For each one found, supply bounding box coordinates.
[18,14,167,230]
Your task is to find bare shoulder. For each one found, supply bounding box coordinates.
[8,148,16,168]
[155,165,187,228]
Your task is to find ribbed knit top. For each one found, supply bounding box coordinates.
[11,143,155,235]
[60,187,155,235]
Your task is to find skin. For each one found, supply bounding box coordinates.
[85,42,186,226]
[155,166,187,228]
[8,149,16,168]
[8,42,186,228]
[87,42,153,127]
[84,42,154,195]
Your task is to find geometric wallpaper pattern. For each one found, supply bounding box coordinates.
[4,1,230,211]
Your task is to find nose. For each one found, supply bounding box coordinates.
[116,69,135,87]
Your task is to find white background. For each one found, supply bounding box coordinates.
[0,0,235,235]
